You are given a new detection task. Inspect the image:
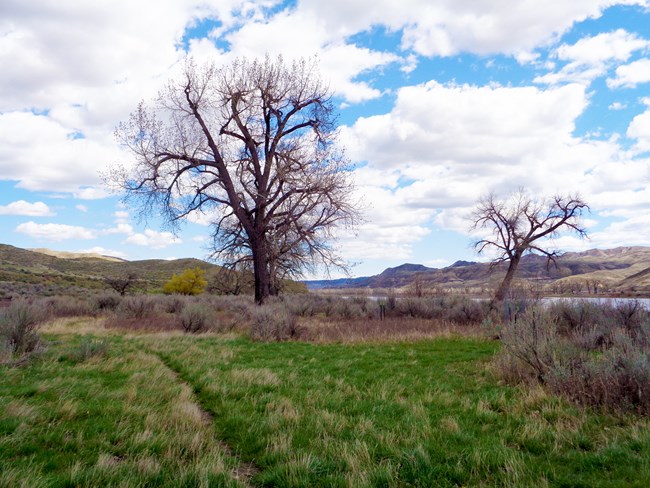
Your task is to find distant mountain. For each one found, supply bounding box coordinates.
[303,247,650,295]
[29,248,127,262]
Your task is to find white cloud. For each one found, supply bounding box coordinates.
[552,214,650,251]
[627,106,650,153]
[103,223,134,235]
[609,101,627,110]
[15,221,97,241]
[299,0,646,59]
[342,81,588,178]
[125,229,182,249]
[607,58,650,88]
[341,79,650,255]
[113,210,130,223]
[0,200,54,216]
[535,30,650,85]
[76,204,88,212]
[0,111,121,195]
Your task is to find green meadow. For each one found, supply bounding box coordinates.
[2,318,649,487]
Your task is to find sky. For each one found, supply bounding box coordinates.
[1,0,650,279]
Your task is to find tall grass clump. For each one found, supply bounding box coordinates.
[0,300,46,361]
[495,300,650,414]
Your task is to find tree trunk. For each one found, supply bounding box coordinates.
[494,253,522,303]
[251,238,271,304]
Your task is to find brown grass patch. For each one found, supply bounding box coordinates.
[40,317,109,335]
[104,313,181,332]
[300,317,485,343]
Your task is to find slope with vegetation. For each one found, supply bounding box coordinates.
[0,244,307,297]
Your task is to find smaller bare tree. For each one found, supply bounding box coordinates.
[471,189,588,304]
[104,273,138,296]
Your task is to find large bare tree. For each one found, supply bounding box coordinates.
[110,56,359,303]
[470,189,588,303]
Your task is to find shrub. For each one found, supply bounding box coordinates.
[41,296,94,318]
[498,307,560,383]
[159,295,187,314]
[0,300,45,359]
[495,301,650,413]
[93,292,122,312]
[443,296,490,325]
[179,303,212,333]
[163,267,207,295]
[115,295,155,319]
[249,305,300,341]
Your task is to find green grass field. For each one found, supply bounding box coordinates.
[2,319,649,487]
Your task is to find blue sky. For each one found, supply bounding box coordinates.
[1,0,650,278]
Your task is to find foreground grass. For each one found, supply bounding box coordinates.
[2,320,650,487]
[0,328,245,487]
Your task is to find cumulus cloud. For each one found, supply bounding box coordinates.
[340,79,649,254]
[626,104,650,153]
[299,0,645,58]
[0,111,122,195]
[609,102,627,110]
[2,0,645,200]
[0,200,54,216]
[535,29,650,85]
[608,58,650,88]
[15,221,97,241]
[125,229,182,249]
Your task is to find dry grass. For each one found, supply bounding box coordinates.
[41,316,110,335]
[300,317,485,343]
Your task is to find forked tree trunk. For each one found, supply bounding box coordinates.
[493,253,522,303]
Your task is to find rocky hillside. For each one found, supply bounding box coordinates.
[305,247,650,296]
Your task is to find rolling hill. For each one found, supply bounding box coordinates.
[305,247,650,296]
[0,243,218,296]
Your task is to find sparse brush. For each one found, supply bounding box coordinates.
[93,292,122,312]
[0,300,46,358]
[41,296,95,318]
[495,300,650,413]
[249,305,301,341]
[179,303,212,333]
[159,295,187,314]
[115,295,156,319]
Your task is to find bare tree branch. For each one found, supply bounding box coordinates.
[108,55,360,304]
[470,188,589,303]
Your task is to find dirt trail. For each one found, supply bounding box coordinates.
[146,350,260,487]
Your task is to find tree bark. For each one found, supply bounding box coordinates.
[251,238,271,304]
[494,253,522,303]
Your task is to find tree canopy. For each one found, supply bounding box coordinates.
[111,56,359,303]
[163,267,207,295]
[470,189,589,303]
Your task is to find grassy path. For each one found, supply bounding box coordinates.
[147,346,260,487]
[0,330,245,488]
[2,321,650,487]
